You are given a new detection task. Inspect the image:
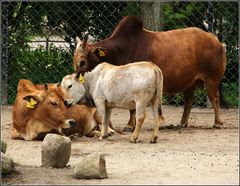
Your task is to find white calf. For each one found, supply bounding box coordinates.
[61,61,164,143]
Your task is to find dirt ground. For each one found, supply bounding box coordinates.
[1,105,239,185]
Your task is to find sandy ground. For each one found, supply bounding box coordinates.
[1,105,239,185]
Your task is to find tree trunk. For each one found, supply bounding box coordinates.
[140,2,164,31]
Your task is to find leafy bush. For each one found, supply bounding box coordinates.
[222,82,238,107]
[8,45,73,104]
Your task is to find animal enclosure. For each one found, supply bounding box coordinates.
[1,1,238,107]
[1,2,239,185]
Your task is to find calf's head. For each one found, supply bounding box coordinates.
[61,73,86,106]
[23,84,76,133]
[73,35,106,73]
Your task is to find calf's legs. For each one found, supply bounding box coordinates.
[150,96,163,143]
[123,109,136,132]
[99,108,112,139]
[130,101,147,143]
[96,99,112,140]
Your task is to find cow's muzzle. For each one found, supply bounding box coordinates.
[64,100,73,108]
[64,100,72,108]
[69,119,76,128]
[63,119,76,129]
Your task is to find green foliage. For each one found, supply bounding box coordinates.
[163,89,207,107]
[222,82,238,107]
[8,45,73,104]
[162,2,207,30]
[4,2,238,107]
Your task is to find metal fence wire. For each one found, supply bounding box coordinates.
[1,1,239,107]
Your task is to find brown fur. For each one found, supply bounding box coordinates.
[73,15,226,128]
[11,79,114,140]
[12,80,115,140]
[12,79,69,140]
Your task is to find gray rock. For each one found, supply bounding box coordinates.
[41,134,71,168]
[73,152,108,179]
[1,140,7,153]
[1,152,14,175]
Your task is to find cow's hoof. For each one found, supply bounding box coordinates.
[108,129,116,136]
[213,123,223,129]
[150,136,158,143]
[177,123,188,128]
[130,138,137,143]
[93,132,101,138]
[99,136,108,141]
[123,127,134,133]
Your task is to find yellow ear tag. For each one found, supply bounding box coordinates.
[27,98,38,109]
[98,49,105,57]
[78,73,85,84]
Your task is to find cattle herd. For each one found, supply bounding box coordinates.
[11,15,226,143]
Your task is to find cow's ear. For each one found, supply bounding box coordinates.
[23,94,43,109]
[56,82,61,87]
[23,94,43,103]
[92,47,106,59]
[53,82,61,92]
[75,37,81,44]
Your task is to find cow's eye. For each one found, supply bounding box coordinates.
[68,85,72,89]
[51,102,59,106]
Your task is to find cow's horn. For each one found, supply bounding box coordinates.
[44,83,48,90]
[82,33,89,49]
[83,33,89,42]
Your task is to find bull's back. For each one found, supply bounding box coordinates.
[133,27,226,93]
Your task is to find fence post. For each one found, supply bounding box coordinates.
[206,2,214,108]
[1,2,9,105]
[206,1,229,109]
[207,2,214,32]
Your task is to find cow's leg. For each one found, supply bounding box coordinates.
[94,109,115,136]
[123,109,136,132]
[219,81,229,109]
[99,108,112,140]
[205,80,223,128]
[130,102,146,143]
[11,128,23,140]
[179,87,195,127]
[95,100,108,140]
[86,130,101,137]
[150,96,163,143]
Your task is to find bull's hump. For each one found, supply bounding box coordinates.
[111,15,143,38]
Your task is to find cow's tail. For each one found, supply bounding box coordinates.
[155,65,164,122]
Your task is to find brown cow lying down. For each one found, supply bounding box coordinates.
[61,104,115,138]
[11,79,114,140]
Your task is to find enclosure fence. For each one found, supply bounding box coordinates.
[1,1,239,107]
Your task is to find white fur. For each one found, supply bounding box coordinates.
[61,61,164,143]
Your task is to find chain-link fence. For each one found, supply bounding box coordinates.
[1,1,239,107]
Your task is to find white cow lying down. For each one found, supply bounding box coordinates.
[61,61,164,143]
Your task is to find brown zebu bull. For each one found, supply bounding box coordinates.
[73,15,226,129]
